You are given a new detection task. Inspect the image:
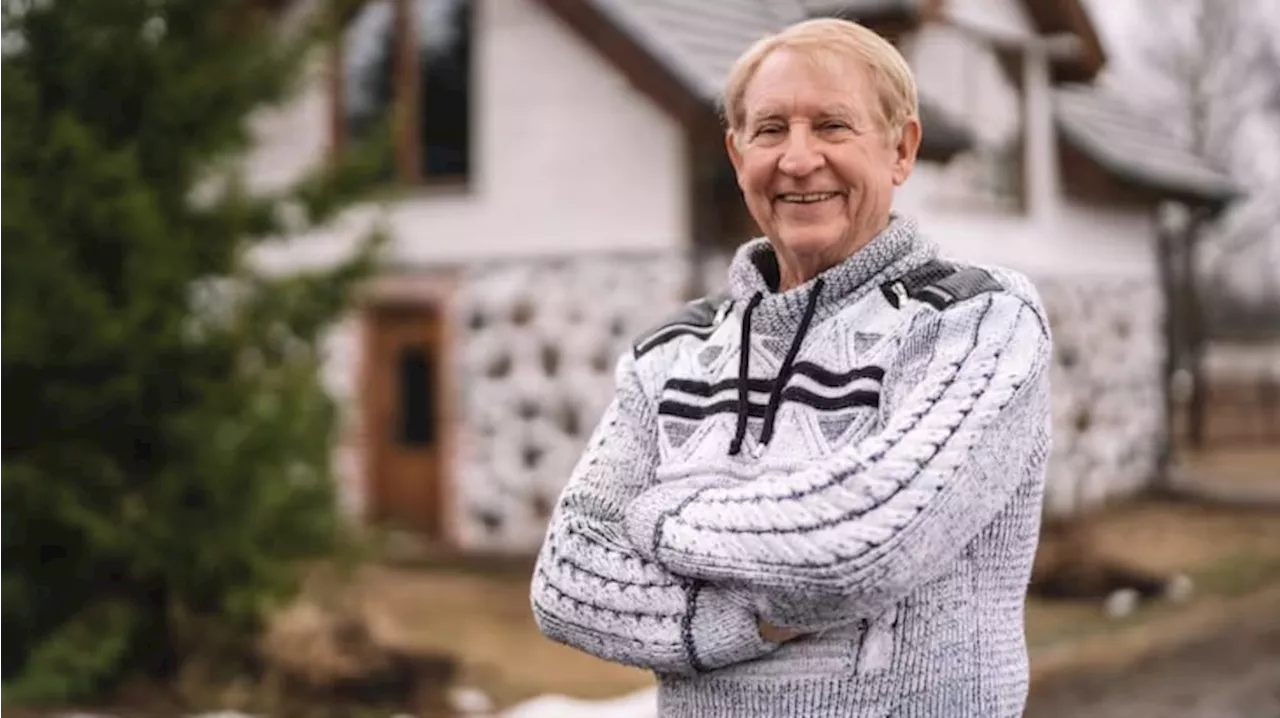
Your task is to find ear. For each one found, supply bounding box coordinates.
[891,117,921,185]
[725,130,746,189]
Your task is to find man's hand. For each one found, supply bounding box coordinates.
[758,618,806,644]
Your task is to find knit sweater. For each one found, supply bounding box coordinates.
[530,214,1052,717]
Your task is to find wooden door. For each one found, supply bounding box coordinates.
[365,303,445,538]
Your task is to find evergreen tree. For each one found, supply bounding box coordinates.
[2,0,388,703]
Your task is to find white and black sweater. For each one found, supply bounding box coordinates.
[531,214,1053,717]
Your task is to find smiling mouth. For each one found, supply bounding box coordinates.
[775,192,843,204]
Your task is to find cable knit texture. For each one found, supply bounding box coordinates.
[531,215,1053,717]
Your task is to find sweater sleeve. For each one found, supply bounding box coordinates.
[623,292,1051,616]
[530,352,777,675]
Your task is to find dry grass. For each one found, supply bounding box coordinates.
[1175,445,1280,499]
[1029,583,1280,690]
[347,498,1280,711]
[355,565,654,709]
[1026,497,1280,650]
[1072,496,1280,575]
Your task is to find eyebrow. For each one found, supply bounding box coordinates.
[747,109,786,126]
[747,103,863,126]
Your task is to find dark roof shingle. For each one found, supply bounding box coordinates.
[588,0,807,100]
[1053,85,1239,205]
[799,0,921,19]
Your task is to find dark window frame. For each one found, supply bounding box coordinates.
[329,0,476,188]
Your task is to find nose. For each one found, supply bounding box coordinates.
[777,125,825,177]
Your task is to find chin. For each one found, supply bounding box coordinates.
[774,228,845,259]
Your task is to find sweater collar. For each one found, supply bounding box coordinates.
[725,213,937,334]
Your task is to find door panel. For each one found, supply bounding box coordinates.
[366,305,444,538]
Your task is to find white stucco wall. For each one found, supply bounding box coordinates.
[910,23,1022,149]
[246,0,689,272]
[904,16,1157,281]
[895,165,1157,279]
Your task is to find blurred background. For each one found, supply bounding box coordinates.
[3,0,1278,716]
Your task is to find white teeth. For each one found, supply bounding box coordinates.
[778,192,839,203]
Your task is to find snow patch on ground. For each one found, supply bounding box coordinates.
[500,687,658,718]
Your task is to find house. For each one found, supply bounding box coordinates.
[246,0,1237,553]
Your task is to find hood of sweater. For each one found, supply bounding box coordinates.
[725,212,938,337]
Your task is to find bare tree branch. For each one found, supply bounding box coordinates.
[1130,0,1280,276]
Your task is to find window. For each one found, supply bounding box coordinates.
[972,140,1023,206]
[927,140,1024,213]
[338,0,473,185]
[397,345,437,446]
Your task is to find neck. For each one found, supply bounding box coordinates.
[775,219,890,292]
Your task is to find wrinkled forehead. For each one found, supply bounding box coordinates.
[740,47,881,125]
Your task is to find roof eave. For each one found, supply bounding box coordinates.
[918,136,974,164]
[1056,124,1242,211]
[804,0,927,43]
[918,101,976,163]
[805,0,922,24]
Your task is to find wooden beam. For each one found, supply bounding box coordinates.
[393,0,422,183]
[328,30,347,159]
[1019,0,1106,82]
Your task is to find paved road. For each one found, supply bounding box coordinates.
[1025,614,1280,718]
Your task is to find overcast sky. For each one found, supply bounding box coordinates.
[1082,0,1182,86]
[1081,0,1136,64]
[1084,0,1280,84]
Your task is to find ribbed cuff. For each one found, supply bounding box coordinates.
[684,585,776,672]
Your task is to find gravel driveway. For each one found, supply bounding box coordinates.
[1025,612,1280,718]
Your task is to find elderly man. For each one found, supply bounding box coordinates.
[531,16,1051,718]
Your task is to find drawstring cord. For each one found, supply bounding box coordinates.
[728,292,763,456]
[760,278,824,447]
[728,279,825,456]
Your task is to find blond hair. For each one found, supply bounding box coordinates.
[722,18,919,142]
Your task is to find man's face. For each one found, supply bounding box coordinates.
[727,49,919,272]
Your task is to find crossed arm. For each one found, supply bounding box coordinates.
[529,352,778,676]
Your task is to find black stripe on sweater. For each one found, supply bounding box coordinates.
[660,387,880,420]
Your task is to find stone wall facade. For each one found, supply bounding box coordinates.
[446,254,689,551]
[1037,273,1165,517]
